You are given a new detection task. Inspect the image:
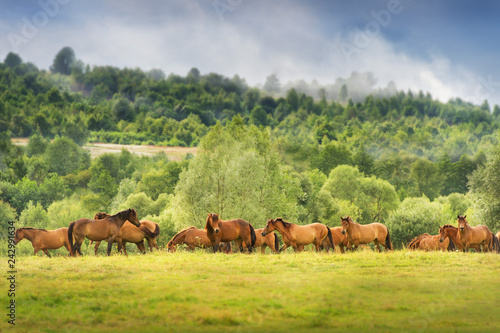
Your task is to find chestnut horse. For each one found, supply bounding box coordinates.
[456,215,493,252]
[205,213,256,253]
[90,212,160,255]
[340,216,392,251]
[13,227,71,257]
[167,227,231,253]
[438,225,481,252]
[253,228,280,254]
[407,233,455,252]
[321,227,348,253]
[68,209,140,256]
[167,227,211,252]
[261,218,333,252]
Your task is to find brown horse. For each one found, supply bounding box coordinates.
[253,228,280,254]
[456,215,493,252]
[167,227,231,253]
[438,225,481,252]
[321,227,348,253]
[205,213,257,253]
[407,233,455,252]
[68,209,140,256]
[13,227,71,257]
[91,212,160,255]
[261,218,333,252]
[340,216,392,251]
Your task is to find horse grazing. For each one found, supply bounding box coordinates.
[90,212,160,255]
[340,216,392,251]
[205,213,257,253]
[321,227,348,253]
[167,227,211,252]
[261,218,333,252]
[13,227,71,257]
[68,209,140,256]
[456,215,493,252]
[407,233,455,252]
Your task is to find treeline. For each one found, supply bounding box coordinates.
[1,48,500,253]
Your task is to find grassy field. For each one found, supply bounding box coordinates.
[2,250,500,332]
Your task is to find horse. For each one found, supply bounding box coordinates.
[253,228,280,254]
[13,227,71,257]
[407,233,455,252]
[261,218,333,252]
[438,224,481,252]
[90,212,160,255]
[456,215,493,252]
[167,227,231,253]
[340,216,392,251]
[68,208,140,256]
[321,227,348,253]
[205,213,257,253]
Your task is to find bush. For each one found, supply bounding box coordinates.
[19,201,50,229]
[385,197,450,248]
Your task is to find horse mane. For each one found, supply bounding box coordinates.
[442,224,457,229]
[111,209,135,220]
[19,227,48,232]
[169,226,196,244]
[276,218,292,229]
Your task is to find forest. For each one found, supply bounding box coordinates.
[2,47,500,253]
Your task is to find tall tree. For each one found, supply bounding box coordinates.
[50,47,75,75]
[4,52,22,68]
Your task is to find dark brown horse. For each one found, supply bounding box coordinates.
[68,209,140,256]
[340,216,392,251]
[205,213,256,253]
[90,212,160,255]
[13,227,71,257]
[321,227,348,253]
[407,233,455,252]
[261,218,333,252]
[456,215,493,252]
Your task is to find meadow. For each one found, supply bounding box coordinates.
[2,250,499,332]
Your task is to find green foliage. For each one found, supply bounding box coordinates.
[4,52,22,68]
[44,136,90,176]
[18,201,50,229]
[385,197,450,248]
[50,47,75,75]
[0,200,16,238]
[170,121,301,229]
[47,194,95,228]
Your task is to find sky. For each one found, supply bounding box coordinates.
[1,0,499,107]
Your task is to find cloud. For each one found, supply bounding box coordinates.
[0,0,497,107]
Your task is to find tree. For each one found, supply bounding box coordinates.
[249,105,267,126]
[4,52,22,68]
[311,141,353,176]
[168,121,301,229]
[469,146,500,231]
[44,136,90,176]
[263,74,281,94]
[339,84,348,103]
[410,158,442,200]
[112,98,135,121]
[50,47,75,75]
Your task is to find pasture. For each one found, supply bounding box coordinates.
[3,250,500,332]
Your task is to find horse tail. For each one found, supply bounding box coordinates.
[326,226,334,251]
[139,225,158,238]
[491,233,500,253]
[68,222,75,256]
[447,238,456,252]
[249,224,257,248]
[273,233,279,253]
[153,224,160,237]
[385,229,393,250]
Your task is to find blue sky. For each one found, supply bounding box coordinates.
[1,0,499,107]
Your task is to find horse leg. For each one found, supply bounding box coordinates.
[94,241,101,255]
[235,239,243,253]
[136,240,146,254]
[116,238,125,256]
[261,244,266,255]
[279,244,289,252]
[43,249,52,258]
[107,236,116,256]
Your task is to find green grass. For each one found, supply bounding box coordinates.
[2,250,500,332]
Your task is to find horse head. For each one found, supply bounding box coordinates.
[340,216,351,235]
[167,240,176,252]
[13,228,24,245]
[206,213,220,234]
[94,212,110,219]
[438,225,447,243]
[262,218,279,236]
[457,215,467,232]
[127,208,141,227]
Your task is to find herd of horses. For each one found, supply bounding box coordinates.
[12,210,500,257]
